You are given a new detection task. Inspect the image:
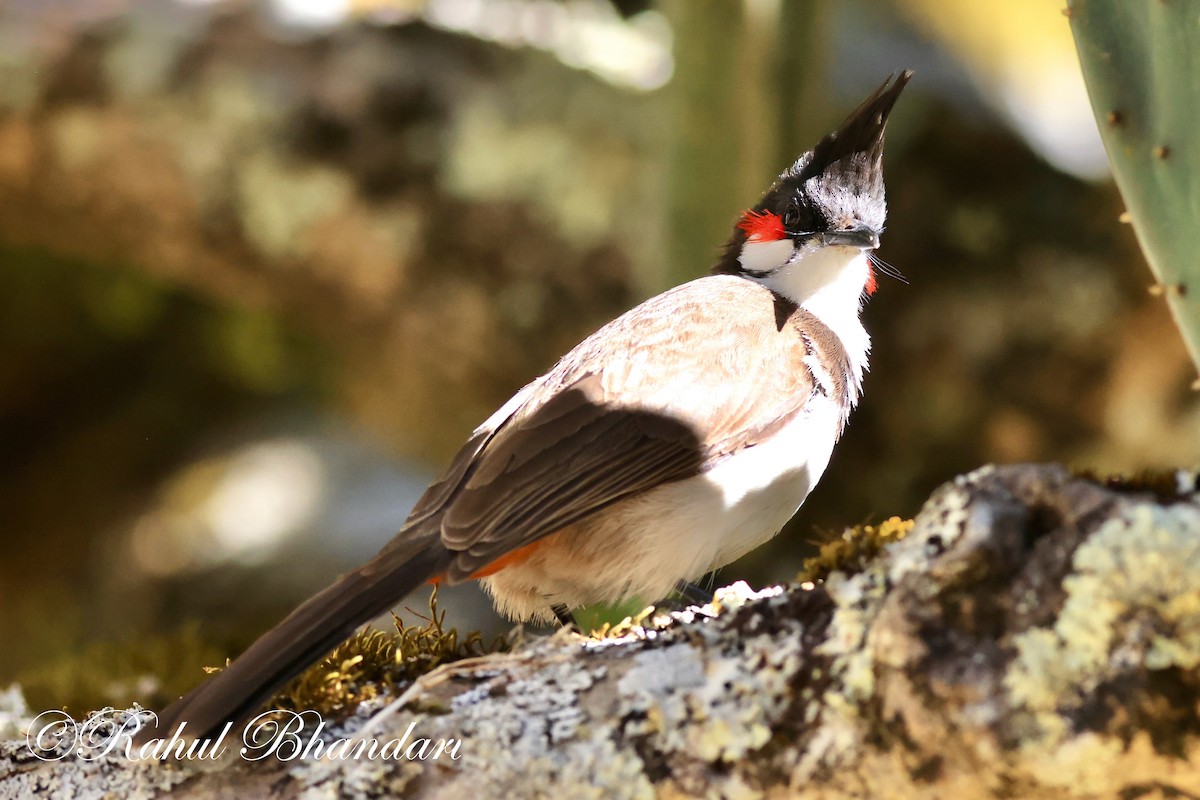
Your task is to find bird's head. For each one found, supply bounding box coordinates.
[715,71,911,306]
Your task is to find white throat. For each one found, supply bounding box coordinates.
[751,244,872,379]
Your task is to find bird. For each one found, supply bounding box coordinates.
[137,70,911,744]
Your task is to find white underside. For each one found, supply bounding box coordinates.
[482,393,843,621]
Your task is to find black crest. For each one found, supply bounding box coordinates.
[715,71,911,275]
[790,70,911,189]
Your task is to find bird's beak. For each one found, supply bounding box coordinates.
[821,227,880,250]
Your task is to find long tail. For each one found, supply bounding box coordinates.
[136,534,454,744]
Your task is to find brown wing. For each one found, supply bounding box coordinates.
[401,380,540,529]
[440,374,709,580]
[397,276,843,582]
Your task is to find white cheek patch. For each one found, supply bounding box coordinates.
[738,238,794,274]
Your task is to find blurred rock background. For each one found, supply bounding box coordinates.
[0,0,1195,713]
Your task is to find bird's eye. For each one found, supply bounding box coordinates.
[782,205,800,229]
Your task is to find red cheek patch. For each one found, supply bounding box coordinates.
[865,263,878,295]
[737,209,785,242]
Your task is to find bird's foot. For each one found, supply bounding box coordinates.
[551,604,579,631]
[675,580,714,608]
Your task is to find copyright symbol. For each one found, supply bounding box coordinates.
[26,710,78,761]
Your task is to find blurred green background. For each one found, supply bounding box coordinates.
[0,0,1196,714]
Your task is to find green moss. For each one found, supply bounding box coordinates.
[268,589,509,720]
[798,516,915,583]
[586,605,663,640]
[574,598,656,636]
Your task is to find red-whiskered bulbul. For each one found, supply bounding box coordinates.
[139,71,911,743]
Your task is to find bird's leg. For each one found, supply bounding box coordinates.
[551,604,577,629]
[675,580,713,607]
